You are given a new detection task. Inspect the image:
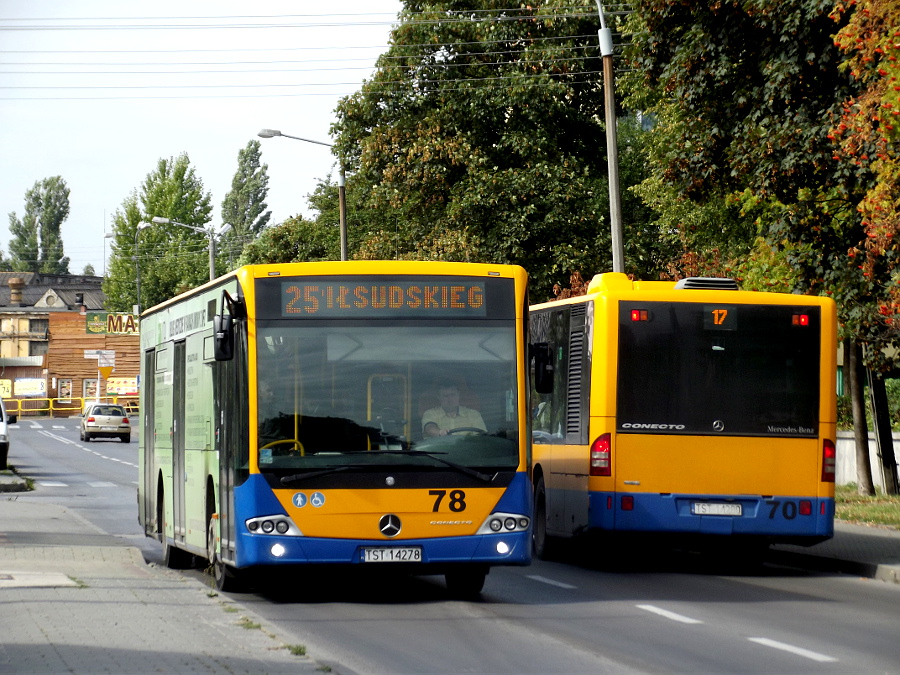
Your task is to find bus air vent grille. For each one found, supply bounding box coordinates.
[674,277,739,291]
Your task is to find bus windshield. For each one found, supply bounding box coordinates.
[255,323,520,474]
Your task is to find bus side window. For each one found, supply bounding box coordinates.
[533,342,554,394]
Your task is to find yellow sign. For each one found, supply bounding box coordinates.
[99,366,114,380]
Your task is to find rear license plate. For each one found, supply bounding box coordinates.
[691,502,742,516]
[101,426,118,431]
[362,547,422,563]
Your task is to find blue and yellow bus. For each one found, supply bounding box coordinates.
[137,261,531,594]
[529,273,837,557]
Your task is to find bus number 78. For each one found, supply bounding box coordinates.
[429,490,467,512]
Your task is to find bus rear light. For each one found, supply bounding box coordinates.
[799,500,812,516]
[621,495,634,511]
[822,439,836,482]
[792,313,810,326]
[590,433,611,476]
[631,309,650,322]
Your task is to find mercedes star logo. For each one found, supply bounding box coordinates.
[713,420,725,432]
[379,514,402,538]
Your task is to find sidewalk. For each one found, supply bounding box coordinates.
[1,474,898,675]
[770,520,900,584]
[0,491,332,674]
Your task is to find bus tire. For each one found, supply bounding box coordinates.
[445,567,486,599]
[533,475,557,560]
[208,514,246,592]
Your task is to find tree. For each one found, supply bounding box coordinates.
[239,215,338,265]
[829,0,900,493]
[622,0,886,493]
[8,176,71,273]
[331,1,653,298]
[103,154,213,311]
[221,140,271,262]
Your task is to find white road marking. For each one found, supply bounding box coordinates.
[37,481,68,487]
[636,604,703,624]
[527,574,577,589]
[88,482,117,488]
[29,423,43,429]
[747,637,837,663]
[38,430,137,468]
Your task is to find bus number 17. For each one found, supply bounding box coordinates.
[711,309,728,325]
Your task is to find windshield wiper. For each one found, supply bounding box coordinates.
[369,450,497,483]
[281,466,350,486]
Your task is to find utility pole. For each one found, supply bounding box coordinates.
[596,1,625,274]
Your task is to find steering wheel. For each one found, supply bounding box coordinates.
[260,439,305,455]
[447,427,487,435]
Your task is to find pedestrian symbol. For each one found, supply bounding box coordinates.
[292,493,307,508]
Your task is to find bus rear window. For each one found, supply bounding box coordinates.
[617,302,820,437]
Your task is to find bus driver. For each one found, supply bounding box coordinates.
[422,382,487,437]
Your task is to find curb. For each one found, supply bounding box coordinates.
[0,472,29,493]
[767,548,900,585]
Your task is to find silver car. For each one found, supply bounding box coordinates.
[80,404,131,443]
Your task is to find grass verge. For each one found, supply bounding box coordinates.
[835,484,900,529]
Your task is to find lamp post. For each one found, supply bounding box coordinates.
[595,1,625,274]
[149,217,230,282]
[258,128,348,261]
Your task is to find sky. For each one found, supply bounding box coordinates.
[0,1,404,276]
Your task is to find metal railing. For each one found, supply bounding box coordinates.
[4,397,139,418]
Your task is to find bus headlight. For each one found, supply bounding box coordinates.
[245,515,303,536]
[476,512,530,535]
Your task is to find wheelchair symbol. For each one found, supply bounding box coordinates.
[292,493,308,508]
[310,492,325,508]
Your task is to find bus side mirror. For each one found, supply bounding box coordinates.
[533,342,554,394]
[213,314,234,361]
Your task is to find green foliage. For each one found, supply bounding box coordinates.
[8,176,71,274]
[621,0,897,364]
[221,140,271,261]
[330,1,653,299]
[238,215,339,265]
[103,154,213,311]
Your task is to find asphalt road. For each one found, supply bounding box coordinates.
[9,417,900,674]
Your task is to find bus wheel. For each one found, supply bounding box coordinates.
[208,514,245,592]
[533,476,557,560]
[445,568,486,599]
[213,560,246,593]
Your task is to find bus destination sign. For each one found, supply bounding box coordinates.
[281,281,488,318]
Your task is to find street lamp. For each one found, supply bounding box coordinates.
[258,128,348,261]
[149,217,230,282]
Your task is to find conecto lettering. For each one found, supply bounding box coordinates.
[621,422,687,430]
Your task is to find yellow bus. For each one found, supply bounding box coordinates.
[529,273,837,557]
[138,261,531,595]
